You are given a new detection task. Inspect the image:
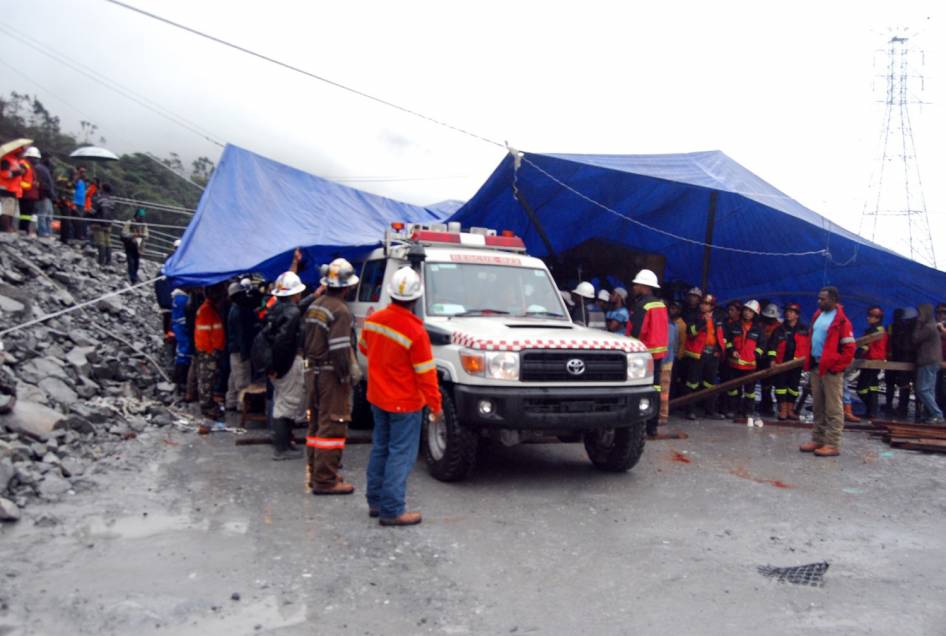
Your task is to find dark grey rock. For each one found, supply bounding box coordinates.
[38,377,78,406]
[60,457,85,478]
[55,415,96,435]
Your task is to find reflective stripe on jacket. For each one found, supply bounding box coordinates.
[727,319,762,371]
[194,300,225,353]
[807,304,856,375]
[683,314,727,360]
[358,303,442,415]
[626,295,669,360]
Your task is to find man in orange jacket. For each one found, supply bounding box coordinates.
[359,267,442,527]
[626,269,668,437]
[195,289,226,424]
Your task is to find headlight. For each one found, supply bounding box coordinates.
[627,353,653,381]
[486,351,519,380]
[460,350,519,380]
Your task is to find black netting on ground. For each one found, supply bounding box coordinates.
[757,561,829,587]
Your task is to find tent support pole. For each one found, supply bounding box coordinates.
[514,189,558,265]
[700,191,719,292]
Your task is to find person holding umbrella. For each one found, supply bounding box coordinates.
[0,139,31,234]
[121,208,149,283]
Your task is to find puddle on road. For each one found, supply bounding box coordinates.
[170,596,307,635]
[83,513,252,540]
[85,513,211,539]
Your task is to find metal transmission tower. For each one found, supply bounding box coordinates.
[859,31,936,267]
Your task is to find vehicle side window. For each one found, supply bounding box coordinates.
[358,260,385,302]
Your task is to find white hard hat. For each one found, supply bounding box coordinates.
[320,258,359,288]
[559,290,575,307]
[762,303,781,319]
[572,281,595,300]
[272,271,306,297]
[597,289,611,302]
[632,269,660,289]
[23,146,41,159]
[743,300,761,315]
[687,286,703,297]
[613,287,628,300]
[388,266,423,301]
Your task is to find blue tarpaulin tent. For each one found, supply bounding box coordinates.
[163,144,448,287]
[448,150,946,326]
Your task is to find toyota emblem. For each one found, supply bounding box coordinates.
[566,358,586,376]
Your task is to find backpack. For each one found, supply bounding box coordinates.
[250,319,275,374]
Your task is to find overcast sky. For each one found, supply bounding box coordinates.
[1,0,943,266]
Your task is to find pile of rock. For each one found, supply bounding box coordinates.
[0,234,179,522]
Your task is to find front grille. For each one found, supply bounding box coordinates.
[520,351,627,382]
[524,396,628,414]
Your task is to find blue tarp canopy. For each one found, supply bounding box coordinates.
[448,150,946,325]
[164,144,448,287]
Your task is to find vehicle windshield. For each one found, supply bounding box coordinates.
[425,262,567,320]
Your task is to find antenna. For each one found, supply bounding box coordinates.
[858,28,936,267]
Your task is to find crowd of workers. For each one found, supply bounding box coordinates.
[0,141,151,283]
[563,270,946,456]
[157,250,437,527]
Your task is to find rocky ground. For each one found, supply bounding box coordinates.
[0,233,182,523]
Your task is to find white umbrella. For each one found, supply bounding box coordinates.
[0,138,33,157]
[69,146,120,162]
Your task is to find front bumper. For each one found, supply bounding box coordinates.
[452,384,657,430]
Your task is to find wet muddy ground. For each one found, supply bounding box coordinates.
[2,418,945,635]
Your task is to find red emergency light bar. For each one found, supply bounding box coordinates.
[486,235,526,249]
[411,230,460,243]
[410,229,526,250]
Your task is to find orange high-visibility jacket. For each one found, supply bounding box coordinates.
[0,153,23,197]
[194,300,225,353]
[20,160,37,201]
[358,303,442,415]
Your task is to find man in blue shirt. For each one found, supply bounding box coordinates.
[605,292,630,334]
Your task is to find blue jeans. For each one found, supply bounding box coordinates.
[36,199,53,237]
[366,406,423,518]
[915,363,944,420]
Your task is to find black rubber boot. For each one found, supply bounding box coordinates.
[272,418,302,460]
[686,405,697,421]
[759,393,774,417]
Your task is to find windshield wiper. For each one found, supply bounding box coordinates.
[521,311,565,318]
[454,308,511,317]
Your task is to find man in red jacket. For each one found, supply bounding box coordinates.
[626,269,668,437]
[801,287,856,457]
[359,267,442,527]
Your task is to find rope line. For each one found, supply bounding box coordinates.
[518,155,830,258]
[0,275,164,337]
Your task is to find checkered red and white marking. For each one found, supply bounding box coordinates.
[450,332,649,353]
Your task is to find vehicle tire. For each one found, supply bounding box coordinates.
[583,421,646,472]
[423,387,478,482]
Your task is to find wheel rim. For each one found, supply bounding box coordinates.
[427,414,447,461]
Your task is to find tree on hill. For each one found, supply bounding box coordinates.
[0,90,214,245]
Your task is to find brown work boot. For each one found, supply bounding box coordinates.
[312,481,355,495]
[379,511,422,527]
[799,441,820,452]
[843,404,861,423]
[786,405,800,421]
[814,445,840,457]
[777,402,788,421]
[197,424,211,435]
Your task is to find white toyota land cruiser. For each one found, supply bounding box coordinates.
[350,223,657,481]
